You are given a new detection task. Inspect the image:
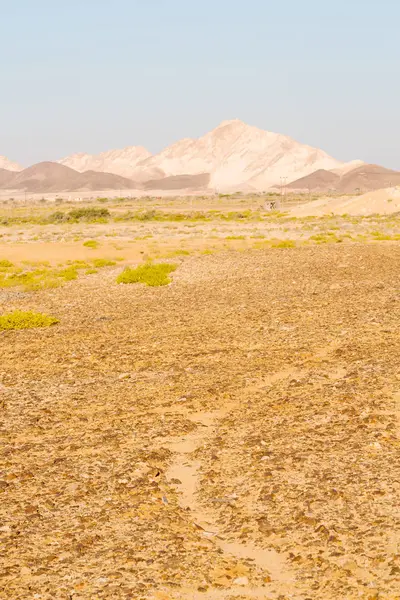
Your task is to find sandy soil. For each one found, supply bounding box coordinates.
[291,187,400,217]
[1,242,400,599]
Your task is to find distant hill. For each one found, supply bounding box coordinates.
[57,119,360,191]
[76,170,137,191]
[0,162,137,193]
[7,162,82,192]
[142,173,210,191]
[286,163,400,194]
[286,169,340,192]
[0,168,17,187]
[0,156,22,172]
[4,120,399,193]
[59,146,152,179]
[337,164,400,193]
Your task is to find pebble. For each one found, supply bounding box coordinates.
[233,576,249,586]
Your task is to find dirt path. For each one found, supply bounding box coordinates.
[162,346,346,599]
[165,403,297,599]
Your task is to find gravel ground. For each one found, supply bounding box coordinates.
[1,244,400,599]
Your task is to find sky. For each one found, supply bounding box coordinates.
[1,0,399,168]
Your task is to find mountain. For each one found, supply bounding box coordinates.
[59,146,152,178]
[0,168,17,187]
[142,173,210,191]
[337,164,400,193]
[139,120,349,191]
[77,170,137,191]
[330,160,365,176]
[58,120,360,192]
[7,162,81,192]
[0,155,22,172]
[0,162,137,193]
[288,163,400,194]
[286,169,340,192]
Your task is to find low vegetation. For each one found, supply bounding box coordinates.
[271,239,296,248]
[83,240,100,249]
[0,259,13,268]
[0,258,118,291]
[92,258,117,268]
[117,263,177,287]
[0,310,59,330]
[309,232,343,244]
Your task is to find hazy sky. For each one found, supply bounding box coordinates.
[1,0,399,167]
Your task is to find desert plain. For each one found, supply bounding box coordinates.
[1,192,399,600]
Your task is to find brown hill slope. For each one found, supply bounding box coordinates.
[5,162,83,192]
[0,162,136,193]
[0,168,17,187]
[142,173,210,191]
[74,170,136,191]
[286,169,340,191]
[286,163,400,193]
[337,164,400,193]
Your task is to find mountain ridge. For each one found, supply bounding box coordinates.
[0,155,23,172]
[53,119,362,190]
[0,120,373,192]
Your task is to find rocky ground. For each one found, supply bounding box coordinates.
[1,243,400,599]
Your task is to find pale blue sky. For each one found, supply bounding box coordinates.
[1,0,399,167]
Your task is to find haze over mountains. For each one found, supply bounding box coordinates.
[0,155,23,172]
[59,119,359,191]
[1,120,398,194]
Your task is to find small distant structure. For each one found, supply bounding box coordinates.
[263,199,281,211]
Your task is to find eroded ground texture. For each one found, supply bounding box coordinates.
[1,244,400,599]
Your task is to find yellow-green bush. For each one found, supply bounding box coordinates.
[117,263,177,287]
[93,258,116,268]
[0,310,59,330]
[0,260,13,268]
[271,240,296,248]
[83,240,100,249]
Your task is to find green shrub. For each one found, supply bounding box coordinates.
[0,310,59,330]
[69,207,110,221]
[0,260,13,268]
[370,230,399,241]
[271,240,296,248]
[47,211,70,224]
[163,249,190,258]
[83,240,99,249]
[58,267,79,281]
[66,260,90,269]
[92,258,116,268]
[310,233,343,244]
[117,263,177,287]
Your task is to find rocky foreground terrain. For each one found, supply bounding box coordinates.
[1,244,400,599]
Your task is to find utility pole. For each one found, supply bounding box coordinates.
[280,177,288,198]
